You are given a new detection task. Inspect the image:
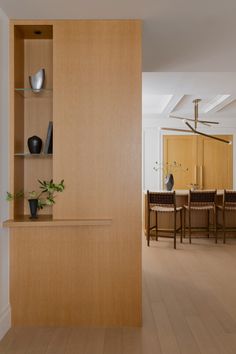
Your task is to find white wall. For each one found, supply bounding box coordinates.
[143,115,236,191]
[0,7,10,340]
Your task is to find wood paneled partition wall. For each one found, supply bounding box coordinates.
[5,20,142,326]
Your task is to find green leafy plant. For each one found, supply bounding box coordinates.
[6,179,65,209]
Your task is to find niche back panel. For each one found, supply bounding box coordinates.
[10,24,53,217]
[24,39,53,214]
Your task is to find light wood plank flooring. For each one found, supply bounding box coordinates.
[1,236,236,353]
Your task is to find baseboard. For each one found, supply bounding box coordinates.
[0,305,11,341]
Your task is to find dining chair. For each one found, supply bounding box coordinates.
[147,190,183,249]
[184,190,217,243]
[217,190,236,243]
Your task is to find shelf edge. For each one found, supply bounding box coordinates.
[2,218,113,228]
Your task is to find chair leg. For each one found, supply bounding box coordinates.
[183,208,186,238]
[188,209,192,244]
[180,210,183,243]
[174,212,177,249]
[207,210,210,238]
[214,208,217,244]
[147,209,150,247]
[223,209,226,244]
[155,211,158,241]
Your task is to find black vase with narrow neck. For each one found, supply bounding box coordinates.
[165,174,174,191]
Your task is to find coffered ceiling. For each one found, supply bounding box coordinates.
[1,0,236,71]
[142,73,236,117]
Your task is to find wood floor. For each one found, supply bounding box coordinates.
[1,236,236,353]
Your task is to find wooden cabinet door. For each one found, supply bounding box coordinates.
[198,135,233,189]
[163,135,198,189]
[164,135,233,190]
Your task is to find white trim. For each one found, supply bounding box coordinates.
[0,305,11,340]
[142,129,146,190]
[233,132,236,190]
[203,95,233,113]
[158,129,163,190]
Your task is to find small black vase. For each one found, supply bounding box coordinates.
[165,174,174,191]
[27,135,42,154]
[28,199,38,219]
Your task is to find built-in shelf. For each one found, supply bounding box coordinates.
[2,215,112,228]
[14,153,53,158]
[15,88,53,98]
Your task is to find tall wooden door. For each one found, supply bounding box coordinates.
[163,135,233,190]
[163,135,198,189]
[198,135,233,189]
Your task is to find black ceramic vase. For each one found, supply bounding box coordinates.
[28,199,38,219]
[27,135,42,154]
[165,174,174,191]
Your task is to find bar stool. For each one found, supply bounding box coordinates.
[217,190,236,243]
[184,190,217,244]
[147,190,183,249]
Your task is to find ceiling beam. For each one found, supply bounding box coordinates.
[202,95,235,113]
[162,94,185,115]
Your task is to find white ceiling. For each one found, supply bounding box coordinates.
[142,94,173,114]
[1,0,236,71]
[142,73,236,117]
[142,73,236,95]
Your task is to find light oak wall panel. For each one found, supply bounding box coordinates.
[53,20,141,220]
[52,20,142,326]
[10,226,141,326]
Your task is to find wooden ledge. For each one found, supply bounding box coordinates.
[2,215,112,228]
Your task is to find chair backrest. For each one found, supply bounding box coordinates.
[188,190,216,206]
[147,190,176,208]
[224,190,236,205]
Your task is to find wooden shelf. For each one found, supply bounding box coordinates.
[14,153,52,158]
[3,215,112,228]
[15,88,52,98]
